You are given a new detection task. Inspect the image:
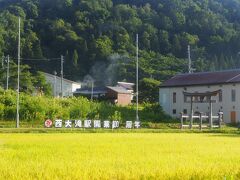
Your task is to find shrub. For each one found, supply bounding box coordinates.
[0,103,4,119]
[0,90,173,123]
[69,97,91,119]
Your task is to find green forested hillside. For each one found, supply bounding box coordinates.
[0,0,240,86]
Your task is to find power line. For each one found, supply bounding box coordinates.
[9,58,61,61]
[20,58,61,61]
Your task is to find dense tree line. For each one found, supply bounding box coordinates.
[1,0,240,101]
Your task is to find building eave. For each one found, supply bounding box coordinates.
[43,72,81,85]
[159,82,240,88]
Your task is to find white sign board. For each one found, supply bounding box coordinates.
[45,119,141,129]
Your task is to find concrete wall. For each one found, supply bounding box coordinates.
[159,83,240,123]
[72,83,81,93]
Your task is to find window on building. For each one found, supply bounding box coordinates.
[173,109,176,114]
[219,90,222,102]
[173,92,176,103]
[183,109,187,114]
[200,96,205,102]
[232,89,236,102]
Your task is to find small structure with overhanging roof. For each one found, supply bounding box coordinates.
[180,90,223,129]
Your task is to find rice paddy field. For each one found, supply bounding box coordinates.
[0,132,240,180]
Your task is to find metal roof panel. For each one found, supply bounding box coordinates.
[160,70,240,87]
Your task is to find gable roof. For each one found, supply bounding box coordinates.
[106,86,132,94]
[74,87,107,95]
[43,72,81,85]
[117,82,134,90]
[160,70,240,87]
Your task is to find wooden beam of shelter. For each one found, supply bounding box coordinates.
[183,90,221,129]
[185,100,216,103]
[183,89,221,97]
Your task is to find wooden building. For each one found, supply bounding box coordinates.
[106,86,132,106]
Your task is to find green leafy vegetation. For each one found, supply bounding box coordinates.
[1,0,240,102]
[0,88,170,124]
[139,78,160,102]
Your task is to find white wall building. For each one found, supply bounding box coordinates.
[159,70,240,123]
[44,72,81,97]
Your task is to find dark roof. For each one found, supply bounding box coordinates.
[160,70,240,87]
[106,86,132,94]
[74,87,107,95]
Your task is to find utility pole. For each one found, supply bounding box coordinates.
[188,45,192,73]
[16,17,20,128]
[61,55,64,98]
[91,80,94,101]
[136,34,139,122]
[6,55,9,90]
[54,71,57,97]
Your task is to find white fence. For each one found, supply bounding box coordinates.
[180,112,223,130]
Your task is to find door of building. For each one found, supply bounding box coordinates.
[230,111,236,124]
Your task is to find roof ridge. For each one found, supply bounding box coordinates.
[106,86,131,94]
[43,72,81,85]
[177,69,240,76]
[226,73,240,82]
[161,69,240,88]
